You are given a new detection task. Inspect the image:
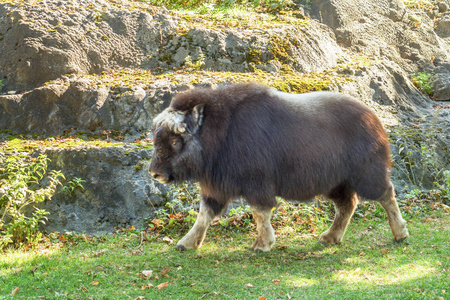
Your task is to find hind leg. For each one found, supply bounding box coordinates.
[319,187,358,244]
[250,206,275,252]
[377,182,409,241]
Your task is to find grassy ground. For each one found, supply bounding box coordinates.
[1,200,449,300]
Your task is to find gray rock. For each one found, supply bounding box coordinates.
[0,1,177,91]
[38,146,170,233]
[435,12,450,38]
[431,73,450,100]
[437,1,449,13]
[311,0,449,73]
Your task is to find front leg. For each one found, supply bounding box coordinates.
[251,206,275,252]
[176,197,225,251]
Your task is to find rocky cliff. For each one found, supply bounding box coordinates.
[0,0,449,233]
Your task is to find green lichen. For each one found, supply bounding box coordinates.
[269,35,296,65]
[1,135,123,154]
[173,7,309,33]
[56,55,377,96]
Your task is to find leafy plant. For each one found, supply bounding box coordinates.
[411,72,434,96]
[62,177,86,196]
[390,112,449,206]
[403,0,435,9]
[434,170,450,204]
[0,155,64,248]
[184,54,205,71]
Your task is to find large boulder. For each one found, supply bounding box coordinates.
[431,73,450,100]
[37,145,170,233]
[0,1,176,92]
[311,0,450,74]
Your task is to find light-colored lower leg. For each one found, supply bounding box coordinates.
[251,206,275,252]
[319,194,358,244]
[378,183,409,241]
[176,202,214,250]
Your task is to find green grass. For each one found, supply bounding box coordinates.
[1,202,449,299]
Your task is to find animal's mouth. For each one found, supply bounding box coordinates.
[150,172,174,184]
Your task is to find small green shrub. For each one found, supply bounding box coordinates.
[411,72,434,96]
[184,54,205,71]
[62,177,86,196]
[403,0,435,9]
[435,170,450,204]
[0,155,64,249]
[390,116,449,205]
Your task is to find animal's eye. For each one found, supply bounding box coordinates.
[171,138,182,151]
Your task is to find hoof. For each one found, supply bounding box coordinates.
[318,240,330,246]
[250,248,264,253]
[394,237,410,244]
[318,234,341,245]
[176,244,187,252]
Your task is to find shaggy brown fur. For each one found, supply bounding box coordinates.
[149,84,408,251]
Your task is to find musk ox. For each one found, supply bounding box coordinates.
[149,84,409,252]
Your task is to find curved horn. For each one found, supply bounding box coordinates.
[153,108,187,134]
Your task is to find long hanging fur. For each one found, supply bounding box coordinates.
[150,83,391,209]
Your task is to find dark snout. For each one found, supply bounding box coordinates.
[149,160,171,184]
[149,170,169,184]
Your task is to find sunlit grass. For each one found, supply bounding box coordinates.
[1,207,448,299]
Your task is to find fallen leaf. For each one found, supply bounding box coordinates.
[258,297,266,300]
[58,234,66,243]
[246,283,254,287]
[157,281,173,290]
[142,270,153,278]
[93,249,106,257]
[381,248,387,254]
[160,266,170,278]
[162,237,174,244]
[141,283,154,290]
[134,297,145,300]
[287,293,292,299]
[90,281,99,286]
[12,287,19,296]
[272,279,281,284]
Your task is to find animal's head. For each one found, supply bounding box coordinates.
[149,103,205,184]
